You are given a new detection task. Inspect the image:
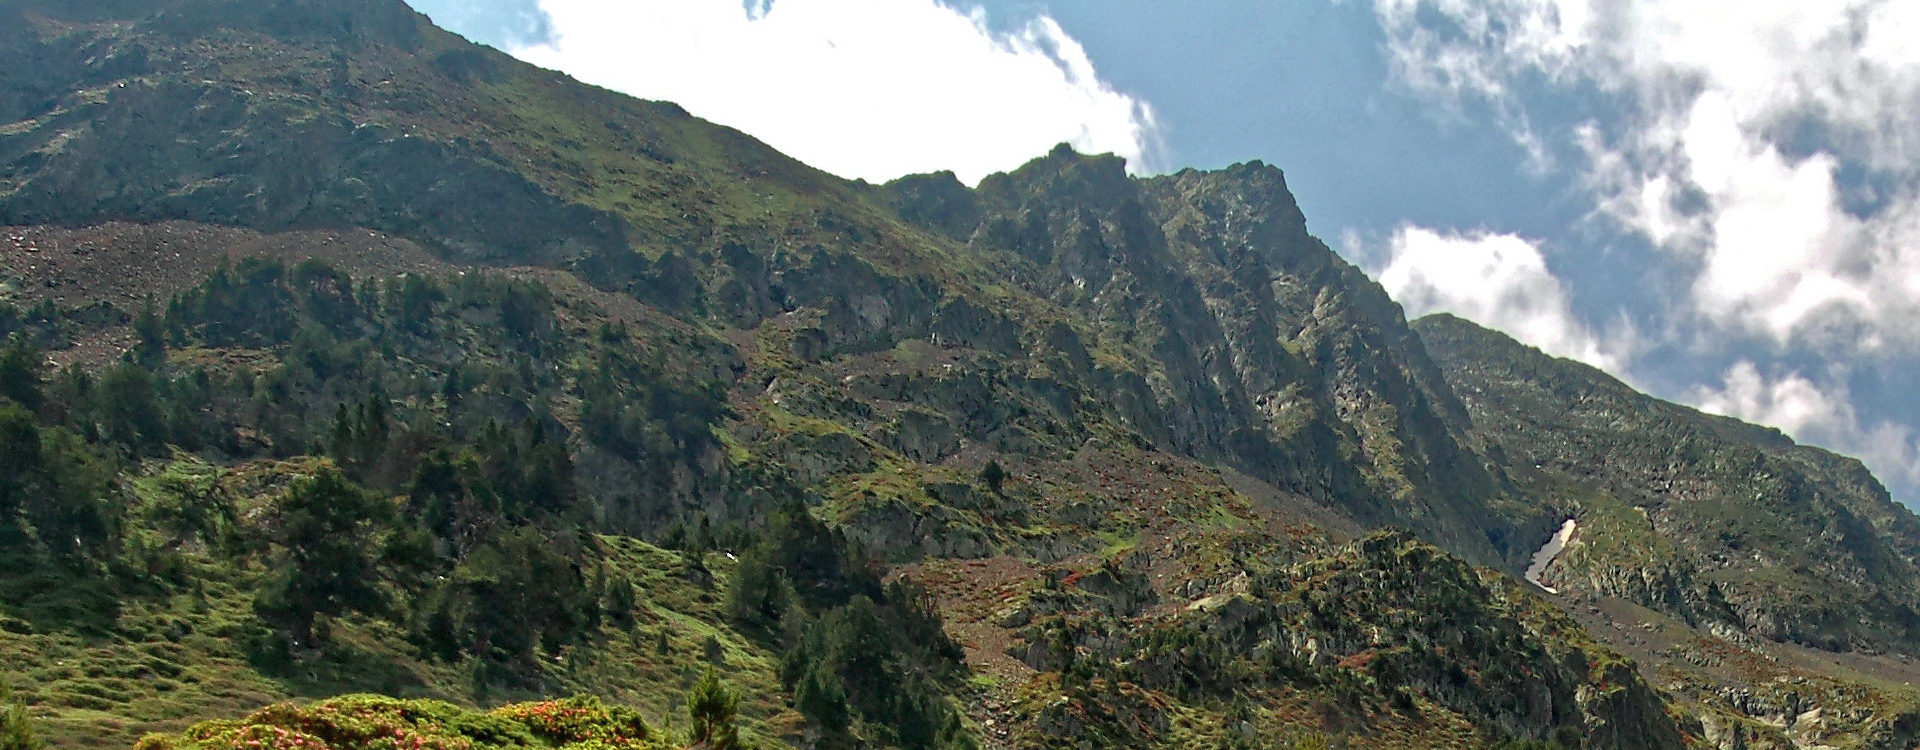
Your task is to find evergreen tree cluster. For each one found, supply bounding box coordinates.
[0,259,976,742]
[726,505,971,750]
[0,261,727,688]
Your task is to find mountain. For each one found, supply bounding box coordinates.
[3,1,1919,749]
[1418,314,1920,652]
[1417,315,1920,747]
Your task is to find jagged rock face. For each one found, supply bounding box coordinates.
[1011,530,1687,749]
[1416,313,1920,652]
[1248,532,1686,749]
[900,150,1522,564]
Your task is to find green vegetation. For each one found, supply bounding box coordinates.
[686,672,744,750]
[133,693,688,750]
[725,505,971,749]
[0,261,956,748]
[1417,313,1920,650]
[9,1,1920,748]
[1,682,43,750]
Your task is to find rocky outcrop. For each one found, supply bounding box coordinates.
[880,149,1521,565]
[840,499,994,563]
[1011,531,1685,749]
[1418,314,1920,654]
[0,81,630,265]
[1245,532,1685,749]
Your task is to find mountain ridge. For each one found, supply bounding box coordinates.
[4,1,1920,748]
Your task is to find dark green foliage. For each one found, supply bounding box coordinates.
[725,507,967,749]
[414,528,595,674]
[752,504,881,611]
[979,460,1006,494]
[132,302,166,366]
[95,362,167,454]
[688,671,745,750]
[254,468,390,644]
[0,406,42,521]
[169,259,302,348]
[0,260,683,701]
[0,681,42,750]
[391,274,443,335]
[578,348,726,521]
[0,302,72,352]
[0,336,42,411]
[0,405,117,562]
[727,547,791,633]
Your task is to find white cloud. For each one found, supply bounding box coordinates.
[1692,361,1848,438]
[1693,362,1920,492]
[1372,0,1920,351]
[509,0,1163,185]
[1370,226,1631,371]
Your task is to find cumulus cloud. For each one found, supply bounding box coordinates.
[1693,362,1920,492]
[1370,226,1632,371]
[509,0,1163,185]
[1372,0,1920,351]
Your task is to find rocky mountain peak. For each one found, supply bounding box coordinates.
[978,142,1138,213]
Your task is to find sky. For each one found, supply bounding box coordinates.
[403,0,1920,506]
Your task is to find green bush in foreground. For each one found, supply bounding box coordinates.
[133,694,684,750]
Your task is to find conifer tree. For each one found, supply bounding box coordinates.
[0,335,42,410]
[687,670,744,750]
[0,682,42,750]
[255,468,389,645]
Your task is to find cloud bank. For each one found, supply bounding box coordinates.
[510,0,1163,185]
[1371,0,1920,499]
[1369,227,1630,371]
[1375,0,1920,350]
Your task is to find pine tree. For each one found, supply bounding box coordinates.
[687,670,744,750]
[726,549,788,631]
[0,682,43,750]
[0,406,44,520]
[254,469,389,645]
[792,668,849,736]
[132,301,166,366]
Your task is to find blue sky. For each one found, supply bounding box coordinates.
[404,0,1920,505]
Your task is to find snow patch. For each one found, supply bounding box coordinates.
[1524,518,1578,595]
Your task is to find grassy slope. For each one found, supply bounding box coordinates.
[2,455,796,750]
